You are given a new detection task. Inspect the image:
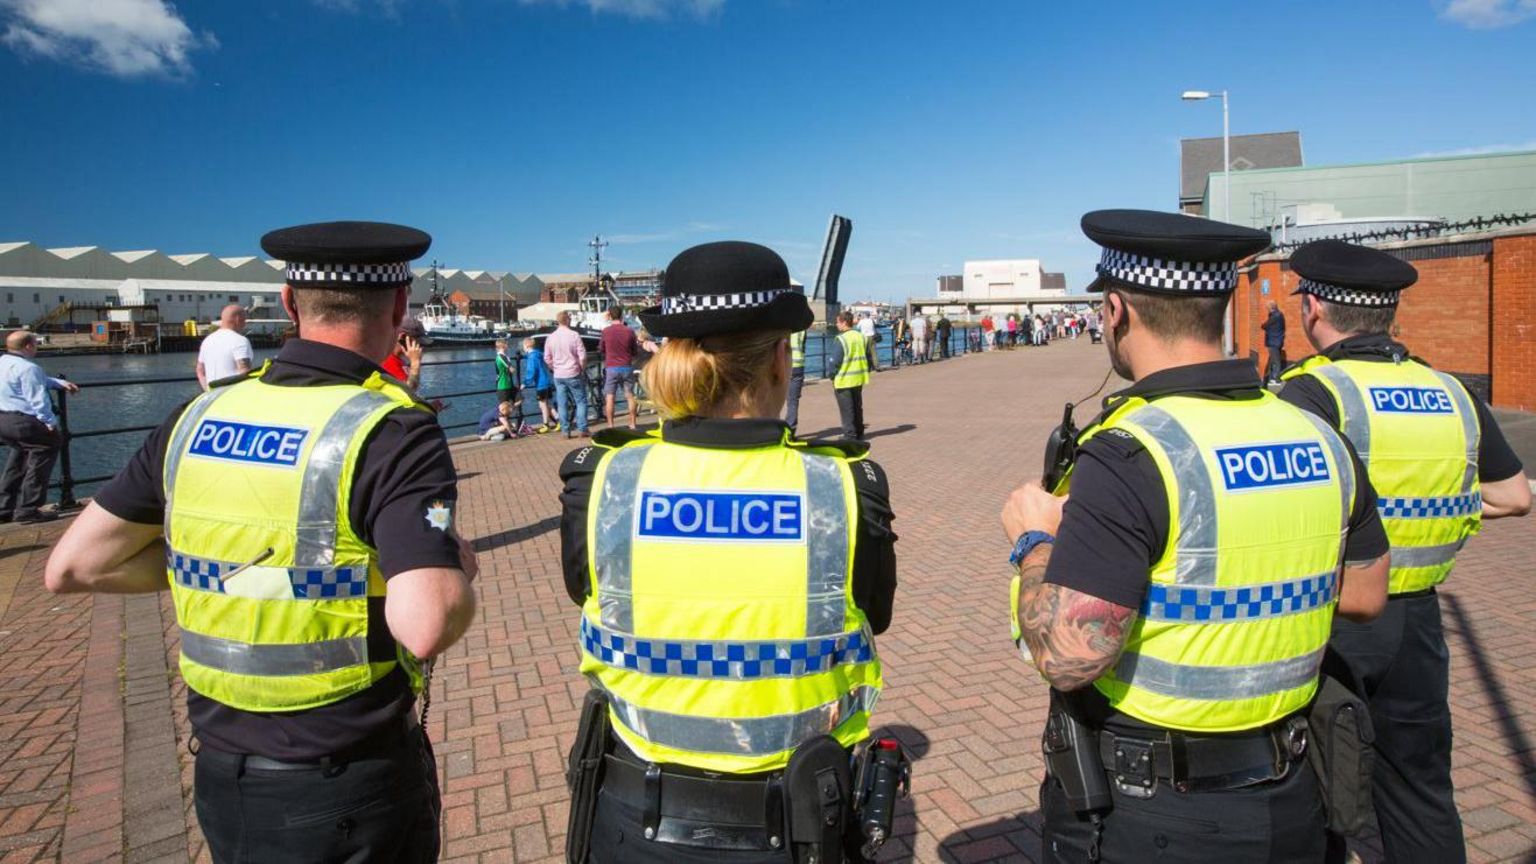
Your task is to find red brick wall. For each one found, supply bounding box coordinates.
[1492,234,1536,410]
[1234,231,1536,409]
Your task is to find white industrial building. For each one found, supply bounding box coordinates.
[0,241,544,329]
[926,259,1070,318]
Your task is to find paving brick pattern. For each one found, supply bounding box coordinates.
[0,339,1533,863]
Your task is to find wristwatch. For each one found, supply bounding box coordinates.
[1009,530,1055,567]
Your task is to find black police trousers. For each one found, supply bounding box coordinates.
[193,729,440,864]
[1041,758,1326,863]
[1327,592,1464,864]
[835,386,865,441]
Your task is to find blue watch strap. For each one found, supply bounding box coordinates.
[1009,530,1055,566]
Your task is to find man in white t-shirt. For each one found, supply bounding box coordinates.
[196,305,254,390]
[908,312,928,364]
[856,313,880,371]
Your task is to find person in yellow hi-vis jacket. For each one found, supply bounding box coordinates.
[1278,239,1531,864]
[558,241,898,864]
[1002,210,1391,863]
[827,311,870,441]
[45,221,479,863]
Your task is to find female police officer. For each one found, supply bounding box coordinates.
[558,241,898,863]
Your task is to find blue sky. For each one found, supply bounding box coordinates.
[2,0,1534,301]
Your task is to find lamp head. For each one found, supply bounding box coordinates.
[1181,90,1211,100]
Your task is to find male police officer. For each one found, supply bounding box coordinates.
[1002,210,1392,862]
[558,242,898,863]
[827,311,870,440]
[785,327,807,434]
[1277,239,1531,863]
[45,221,478,862]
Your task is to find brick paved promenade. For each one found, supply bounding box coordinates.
[1,338,1533,863]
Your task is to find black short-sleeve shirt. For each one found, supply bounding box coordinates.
[1275,333,1524,484]
[558,418,899,634]
[1045,360,1389,611]
[93,339,463,760]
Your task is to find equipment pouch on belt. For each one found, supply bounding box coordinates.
[1306,670,1376,836]
[1042,708,1113,814]
[565,689,609,864]
[784,734,853,864]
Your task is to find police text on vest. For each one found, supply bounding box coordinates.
[636,491,804,542]
[1367,387,1453,414]
[188,419,309,467]
[1215,442,1331,491]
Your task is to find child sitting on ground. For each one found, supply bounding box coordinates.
[478,400,529,441]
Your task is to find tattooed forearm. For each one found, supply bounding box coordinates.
[1014,544,1136,690]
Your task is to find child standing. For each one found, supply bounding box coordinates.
[521,337,555,433]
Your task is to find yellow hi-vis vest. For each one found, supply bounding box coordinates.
[834,330,869,390]
[1283,355,1482,595]
[163,366,429,712]
[580,432,881,773]
[790,330,806,370]
[1044,392,1354,733]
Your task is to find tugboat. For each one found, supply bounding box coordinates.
[417,295,508,345]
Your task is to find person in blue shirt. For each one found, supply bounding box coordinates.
[0,330,79,522]
[478,401,521,441]
[521,336,556,433]
[1262,301,1287,385]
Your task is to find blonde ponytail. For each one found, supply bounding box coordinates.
[642,330,786,420]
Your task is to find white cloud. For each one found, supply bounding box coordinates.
[520,0,724,20]
[1412,140,1536,158]
[1,0,213,77]
[1439,0,1536,28]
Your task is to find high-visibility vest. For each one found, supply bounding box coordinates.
[1283,355,1481,595]
[163,366,429,712]
[790,330,806,370]
[834,330,869,390]
[1038,391,1353,732]
[580,433,881,773]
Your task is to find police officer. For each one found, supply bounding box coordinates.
[827,311,870,440]
[559,241,898,863]
[45,221,479,862]
[1277,240,1531,863]
[785,326,807,434]
[1002,210,1392,862]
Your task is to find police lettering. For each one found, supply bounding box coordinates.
[637,491,804,541]
[1215,442,1331,491]
[1368,386,1453,414]
[188,419,309,467]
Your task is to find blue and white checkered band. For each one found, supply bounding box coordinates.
[1296,278,1399,308]
[285,261,413,286]
[661,286,788,315]
[1096,248,1238,294]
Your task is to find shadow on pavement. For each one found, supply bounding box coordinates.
[472,515,560,553]
[936,811,1042,863]
[864,425,917,440]
[1442,591,1536,798]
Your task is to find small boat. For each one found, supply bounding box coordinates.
[418,297,510,346]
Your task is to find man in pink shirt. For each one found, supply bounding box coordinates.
[544,311,590,438]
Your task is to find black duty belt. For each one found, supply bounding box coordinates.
[1096,716,1308,796]
[198,711,421,772]
[601,753,786,851]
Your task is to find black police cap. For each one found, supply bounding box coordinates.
[260,221,431,289]
[639,241,813,339]
[1081,209,1271,296]
[1290,239,1417,308]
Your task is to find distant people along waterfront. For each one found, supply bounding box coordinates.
[0,329,77,522]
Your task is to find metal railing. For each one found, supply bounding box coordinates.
[41,326,986,508]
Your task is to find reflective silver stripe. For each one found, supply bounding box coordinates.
[1312,365,1371,464]
[601,683,878,757]
[161,387,235,537]
[1391,540,1464,569]
[1295,410,1355,546]
[1128,407,1217,585]
[294,391,397,568]
[594,446,651,633]
[1114,646,1325,702]
[179,628,367,676]
[802,453,850,636]
[1432,371,1480,494]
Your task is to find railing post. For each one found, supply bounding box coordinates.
[54,384,77,510]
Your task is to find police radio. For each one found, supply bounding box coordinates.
[1042,402,1080,494]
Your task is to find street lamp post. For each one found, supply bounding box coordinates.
[1181,89,1230,222]
[1183,89,1234,355]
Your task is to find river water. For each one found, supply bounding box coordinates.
[41,325,931,497]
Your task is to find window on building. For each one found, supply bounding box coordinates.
[5,293,11,303]
[32,293,39,304]
[229,294,239,303]
[59,295,65,304]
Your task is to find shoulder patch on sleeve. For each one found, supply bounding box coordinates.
[593,427,651,448]
[559,445,603,480]
[849,457,890,499]
[1081,427,1147,460]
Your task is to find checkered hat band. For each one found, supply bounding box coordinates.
[661,286,787,315]
[286,261,413,285]
[1096,249,1237,294]
[1297,278,1399,308]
